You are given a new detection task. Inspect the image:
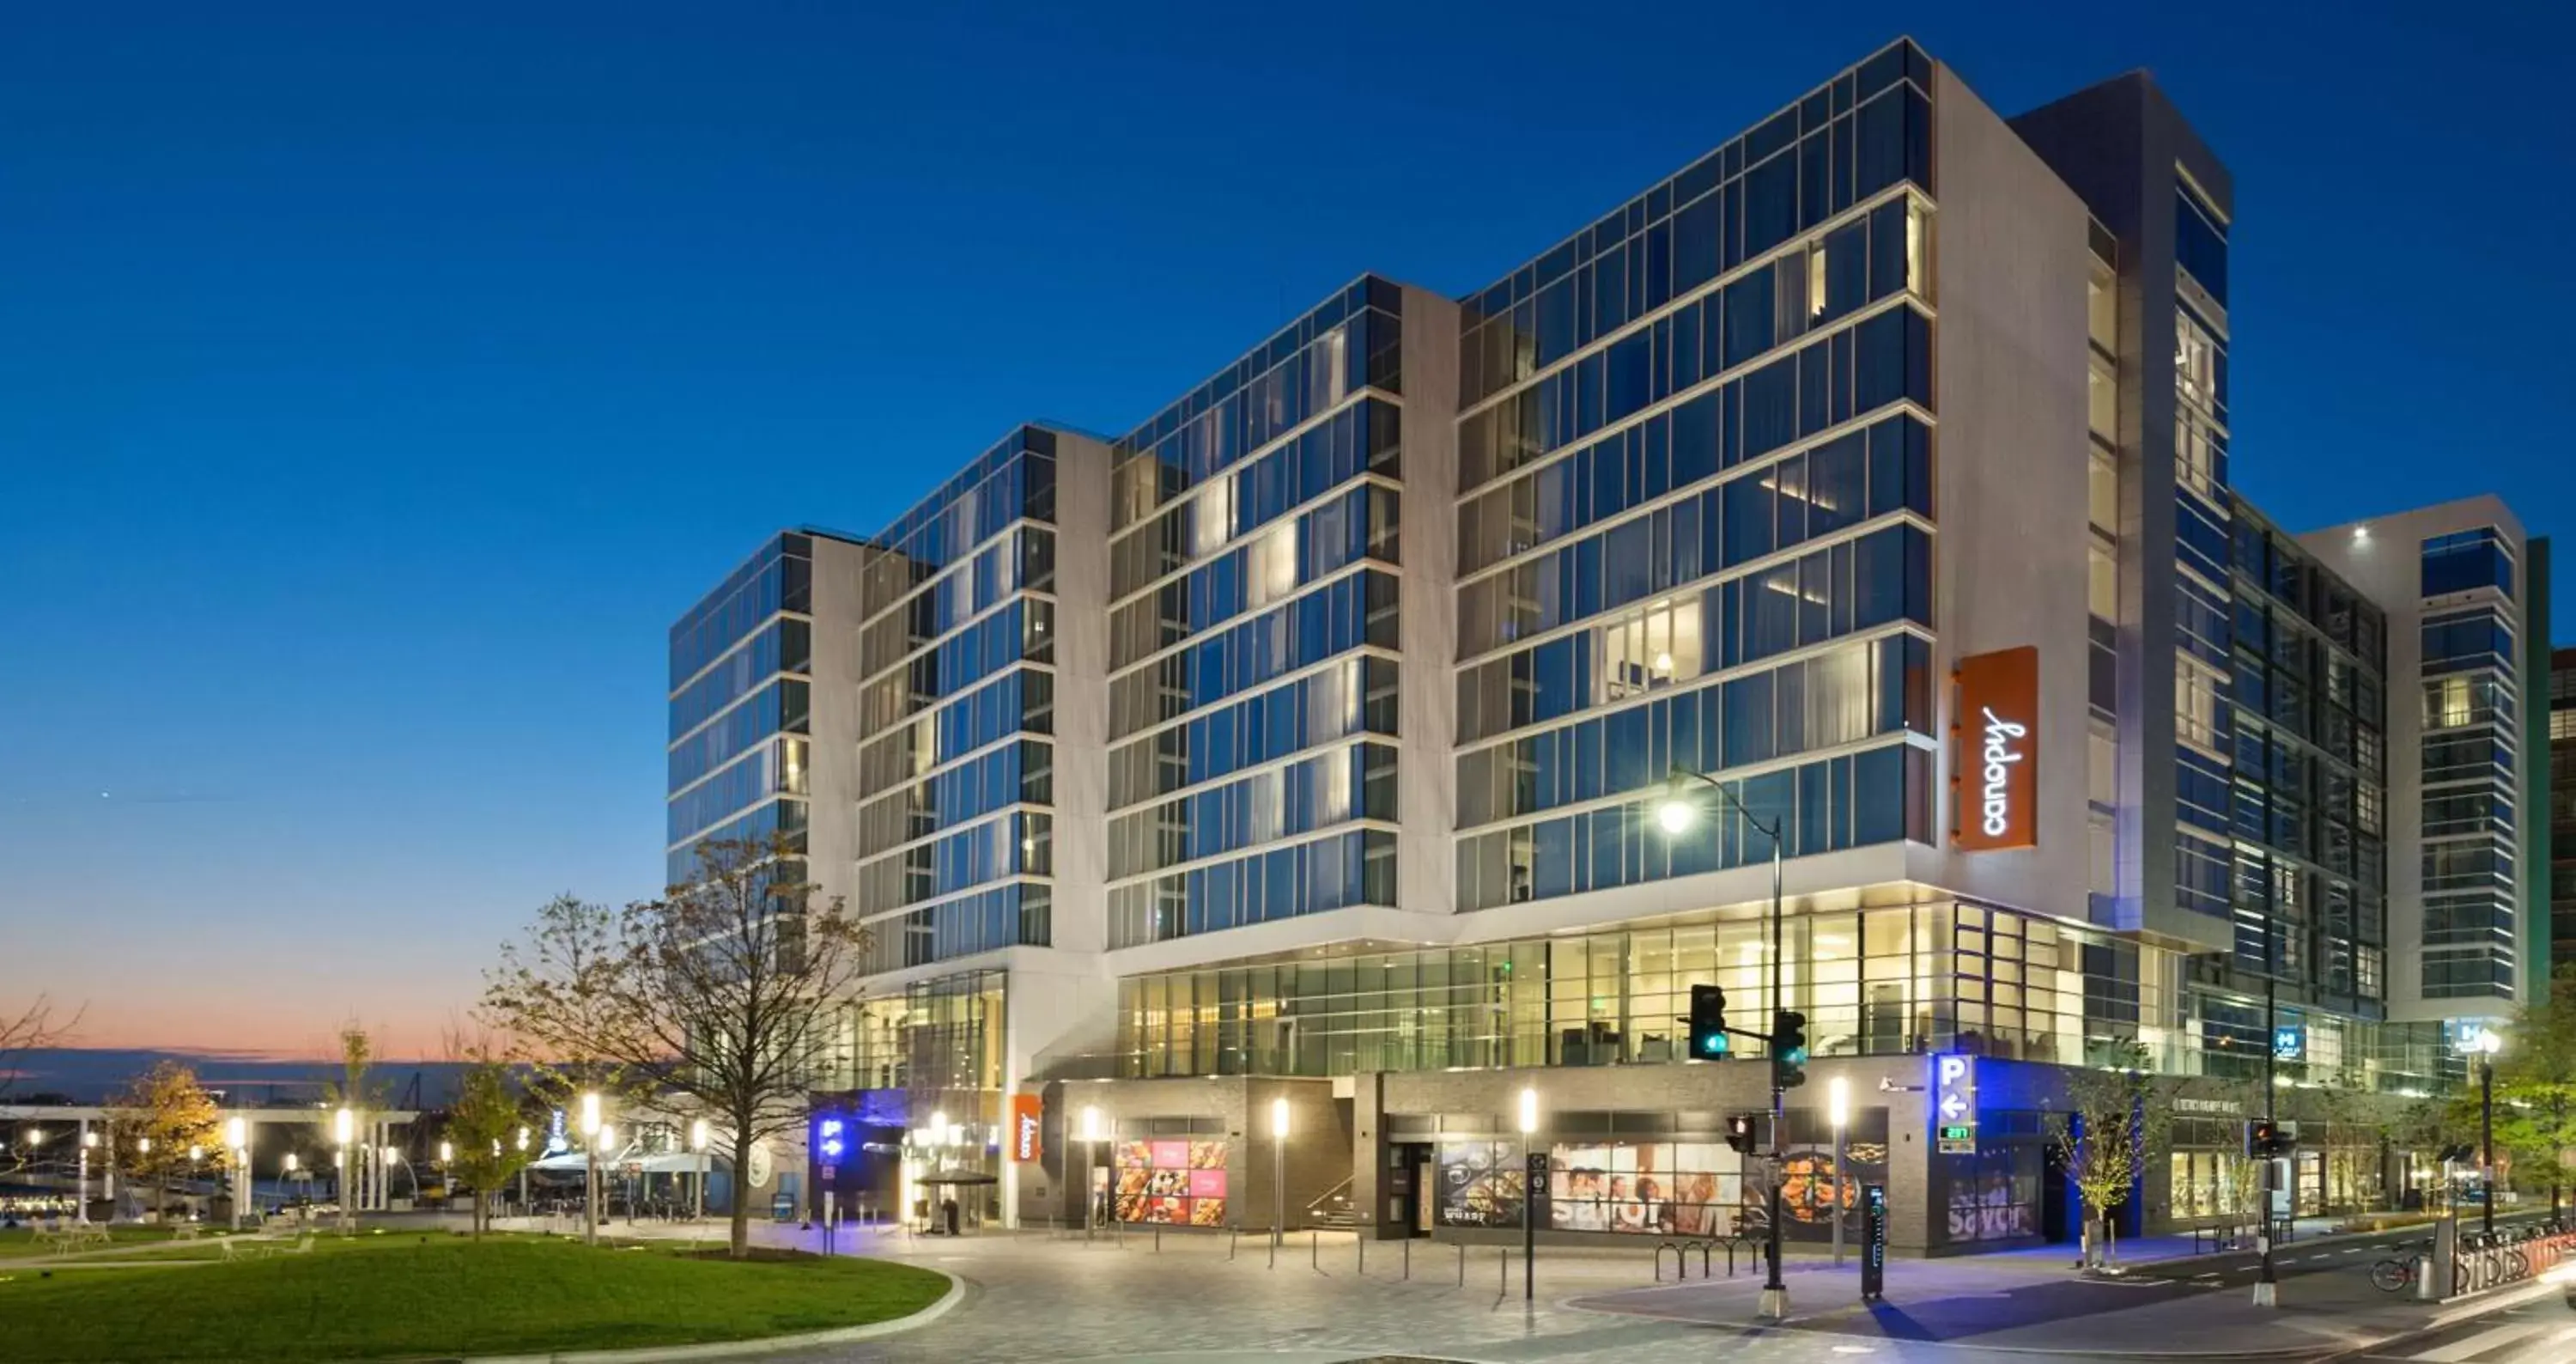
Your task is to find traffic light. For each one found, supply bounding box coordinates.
[1771,1009,1808,1089]
[1725,1112,1759,1154]
[1687,983,1730,1059]
[2245,1118,2292,1158]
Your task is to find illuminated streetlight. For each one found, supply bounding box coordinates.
[580,1094,604,1245]
[1269,1097,1291,1263]
[439,1142,453,1165]
[224,1117,249,1230]
[334,1108,355,1232]
[1076,1105,1107,1239]
[1517,1087,1540,1302]
[1828,1076,1851,1266]
[690,1119,711,1223]
[2469,1028,2505,1236]
[1656,764,1789,1321]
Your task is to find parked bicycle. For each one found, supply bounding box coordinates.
[2369,1239,2430,1294]
[2369,1254,2418,1293]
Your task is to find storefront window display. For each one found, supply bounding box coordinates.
[1115,1138,1229,1227]
[1943,1142,2039,1243]
[1547,1140,1741,1235]
[1434,1141,1528,1228]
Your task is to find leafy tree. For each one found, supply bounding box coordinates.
[441,1055,537,1239]
[480,835,866,1257]
[2490,965,2576,1217]
[2044,1039,2173,1272]
[107,1061,221,1219]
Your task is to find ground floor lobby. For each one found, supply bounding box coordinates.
[1006,1053,2438,1258]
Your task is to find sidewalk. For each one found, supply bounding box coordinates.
[1567,1243,2525,1357]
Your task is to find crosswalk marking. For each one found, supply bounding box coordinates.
[2413,1320,2545,1361]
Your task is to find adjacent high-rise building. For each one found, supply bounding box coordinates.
[670,39,2548,1254]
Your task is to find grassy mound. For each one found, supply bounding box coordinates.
[0,1234,949,1362]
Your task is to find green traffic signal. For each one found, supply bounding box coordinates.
[1688,983,1729,1060]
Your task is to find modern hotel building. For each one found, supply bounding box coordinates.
[666,40,2548,1254]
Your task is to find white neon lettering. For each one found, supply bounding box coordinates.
[1978,706,2027,837]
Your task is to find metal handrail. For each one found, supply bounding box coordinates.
[1303,1176,1354,1217]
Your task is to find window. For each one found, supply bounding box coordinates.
[2088,545,2117,621]
[2088,454,2117,538]
[2175,180,2229,307]
[2178,660,2223,751]
[1601,594,1705,700]
[2421,527,2515,600]
[2088,354,2118,446]
[2175,308,2225,417]
[2086,259,2117,354]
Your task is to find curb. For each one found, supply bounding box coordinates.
[460,1266,967,1364]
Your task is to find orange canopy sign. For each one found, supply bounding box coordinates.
[1954,647,2037,852]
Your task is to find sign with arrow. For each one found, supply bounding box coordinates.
[1934,1054,1978,1154]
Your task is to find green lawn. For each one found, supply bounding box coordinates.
[0,1235,951,1362]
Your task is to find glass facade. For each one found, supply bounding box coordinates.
[1112,892,2457,1095]
[2416,528,2523,999]
[665,532,820,886]
[1452,40,1937,914]
[854,428,1062,972]
[2209,503,2389,1016]
[1104,280,1406,949]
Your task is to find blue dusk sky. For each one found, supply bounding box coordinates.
[2,2,2567,1058]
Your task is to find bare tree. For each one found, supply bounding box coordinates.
[479,835,866,1257]
[0,996,81,1099]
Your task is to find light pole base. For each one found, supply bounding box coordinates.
[2249,1280,2276,1308]
[1758,1287,1791,1320]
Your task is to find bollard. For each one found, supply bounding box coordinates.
[1229,1227,1238,1262]
[1501,1245,1510,1295]
[1402,1234,1411,1281]
[1269,1224,1278,1270]
[1154,1223,1163,1254]
[1358,1231,1365,1275]
[1313,1230,1322,1273]
[1457,1240,1467,1286]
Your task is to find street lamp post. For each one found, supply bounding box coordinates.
[335,1107,355,1233]
[225,1117,248,1227]
[516,1127,531,1215]
[690,1119,710,1223]
[1518,1086,1540,1303]
[1270,1096,1290,1268]
[1656,768,1790,1321]
[78,1128,96,1224]
[1829,1076,1850,1268]
[580,1093,602,1245]
[1076,1105,1106,1242]
[2470,1028,2504,1237]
